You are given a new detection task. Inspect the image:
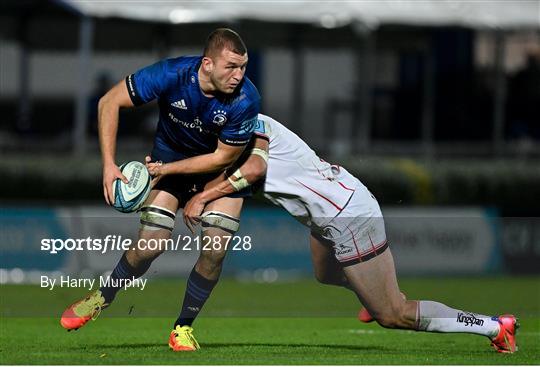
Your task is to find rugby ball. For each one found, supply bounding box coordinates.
[112,161,151,213]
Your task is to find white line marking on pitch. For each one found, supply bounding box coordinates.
[348,329,540,336]
[348,329,420,335]
[348,329,382,334]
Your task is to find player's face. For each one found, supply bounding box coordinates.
[209,48,248,94]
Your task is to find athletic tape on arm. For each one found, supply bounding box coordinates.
[251,148,269,162]
[228,168,250,191]
[228,148,268,191]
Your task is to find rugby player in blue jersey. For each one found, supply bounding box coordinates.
[60,28,260,351]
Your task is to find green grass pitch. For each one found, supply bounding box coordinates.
[1,277,539,364]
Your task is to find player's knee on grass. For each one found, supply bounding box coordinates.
[372,301,412,329]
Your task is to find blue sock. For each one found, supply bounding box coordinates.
[99,253,150,304]
[175,268,218,327]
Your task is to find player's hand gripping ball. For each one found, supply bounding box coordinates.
[111,161,151,213]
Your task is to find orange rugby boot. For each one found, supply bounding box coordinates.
[60,290,107,331]
[490,314,519,353]
[169,325,200,351]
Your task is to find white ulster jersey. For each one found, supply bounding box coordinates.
[254,114,364,230]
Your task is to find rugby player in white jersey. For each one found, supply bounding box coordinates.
[180,113,518,353]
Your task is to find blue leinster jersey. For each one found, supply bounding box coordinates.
[125,56,260,162]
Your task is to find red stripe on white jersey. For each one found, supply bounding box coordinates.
[347,226,361,258]
[338,181,355,192]
[337,239,388,261]
[294,179,343,211]
[368,232,377,252]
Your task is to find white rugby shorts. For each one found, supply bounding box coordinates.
[317,184,388,266]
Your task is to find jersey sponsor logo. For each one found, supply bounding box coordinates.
[254,119,272,140]
[212,110,227,126]
[238,116,257,135]
[456,312,484,327]
[335,244,353,256]
[125,74,144,106]
[171,99,187,110]
[254,119,266,134]
[222,137,249,146]
[127,74,136,97]
[168,112,204,133]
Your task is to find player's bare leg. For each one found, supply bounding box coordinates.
[310,234,348,286]
[310,234,405,322]
[342,247,518,353]
[193,197,243,280]
[342,247,415,328]
[170,196,243,351]
[60,189,178,331]
[126,189,179,270]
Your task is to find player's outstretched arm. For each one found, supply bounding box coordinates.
[146,140,246,177]
[98,80,134,205]
[182,138,269,232]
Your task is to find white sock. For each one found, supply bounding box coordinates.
[416,301,500,338]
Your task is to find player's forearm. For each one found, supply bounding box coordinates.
[97,98,121,166]
[199,179,237,204]
[162,152,236,175]
[199,157,267,203]
[237,154,268,183]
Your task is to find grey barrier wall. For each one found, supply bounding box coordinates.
[3,205,535,284]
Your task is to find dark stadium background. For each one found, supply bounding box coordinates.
[0,1,539,364]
